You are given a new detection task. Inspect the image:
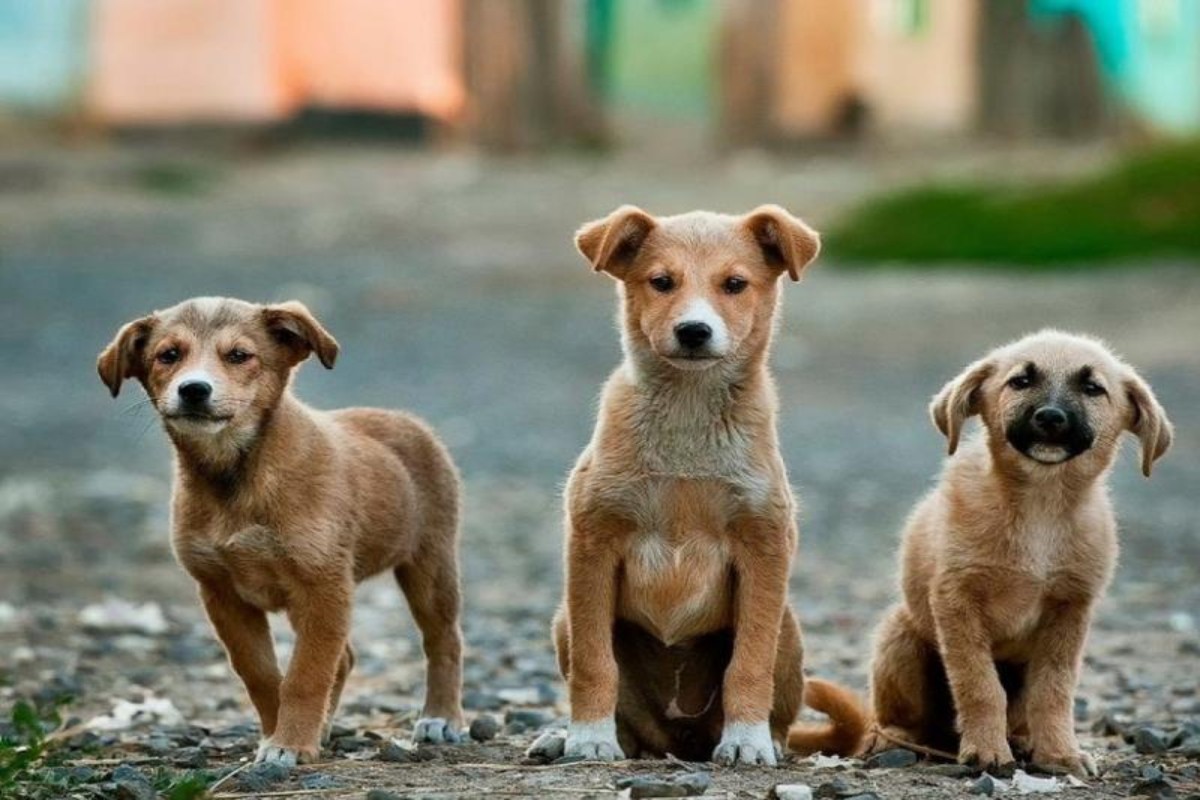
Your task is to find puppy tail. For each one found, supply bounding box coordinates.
[787,678,870,757]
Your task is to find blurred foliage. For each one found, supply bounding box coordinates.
[828,141,1200,266]
[131,160,218,196]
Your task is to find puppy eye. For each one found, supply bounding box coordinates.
[1007,374,1032,390]
[1081,380,1107,397]
[723,276,749,295]
[649,275,675,293]
[226,349,253,365]
[156,347,180,365]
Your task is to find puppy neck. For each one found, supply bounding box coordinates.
[968,432,1110,512]
[170,392,316,494]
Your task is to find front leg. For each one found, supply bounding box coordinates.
[199,583,283,738]
[563,518,624,761]
[715,518,791,767]
[932,581,1014,770]
[1024,600,1096,777]
[258,584,353,765]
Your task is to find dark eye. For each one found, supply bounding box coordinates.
[649,275,675,293]
[1007,374,1032,390]
[1082,380,1106,397]
[723,276,749,295]
[156,347,180,365]
[226,349,253,365]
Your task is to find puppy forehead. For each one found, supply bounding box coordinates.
[998,332,1122,378]
[645,212,758,264]
[155,297,261,341]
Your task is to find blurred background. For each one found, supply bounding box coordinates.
[0,0,1197,787]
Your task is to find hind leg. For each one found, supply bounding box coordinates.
[770,609,805,752]
[395,540,465,743]
[322,644,356,744]
[869,604,953,754]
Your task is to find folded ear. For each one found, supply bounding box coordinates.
[1124,370,1172,477]
[262,301,339,369]
[929,357,994,455]
[742,205,821,281]
[574,205,658,278]
[97,316,157,397]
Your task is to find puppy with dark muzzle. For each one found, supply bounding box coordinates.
[792,330,1173,777]
[98,297,466,765]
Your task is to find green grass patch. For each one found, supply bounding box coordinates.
[131,161,219,196]
[827,141,1200,267]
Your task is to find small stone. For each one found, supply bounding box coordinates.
[814,777,850,798]
[469,714,500,742]
[865,747,917,769]
[365,792,403,800]
[378,740,424,763]
[333,735,373,753]
[236,761,291,792]
[970,774,999,795]
[171,746,207,769]
[111,764,155,800]
[301,773,340,790]
[771,784,814,800]
[1093,713,1128,737]
[504,708,552,733]
[328,722,356,739]
[1175,736,1200,758]
[525,728,566,763]
[1130,777,1176,800]
[614,772,711,798]
[1134,726,1170,755]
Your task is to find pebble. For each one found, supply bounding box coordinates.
[1134,726,1170,755]
[235,761,291,792]
[865,747,917,769]
[614,772,711,798]
[814,777,851,798]
[504,707,552,733]
[525,728,566,763]
[333,735,374,753]
[378,740,425,763]
[772,785,814,800]
[300,773,340,790]
[170,746,207,768]
[1129,777,1176,800]
[470,714,500,742]
[970,774,1000,795]
[111,764,155,800]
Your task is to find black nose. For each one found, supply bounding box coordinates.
[674,321,713,350]
[1032,406,1069,435]
[178,380,213,404]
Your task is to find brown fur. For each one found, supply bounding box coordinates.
[551,206,820,765]
[97,297,466,764]
[792,331,1172,777]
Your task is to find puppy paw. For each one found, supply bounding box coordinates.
[1031,747,1097,778]
[564,718,624,761]
[713,721,778,767]
[413,717,464,744]
[255,738,317,766]
[958,735,1014,773]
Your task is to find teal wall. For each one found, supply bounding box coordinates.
[0,0,89,111]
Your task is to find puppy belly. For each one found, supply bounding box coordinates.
[613,619,730,760]
[619,534,733,645]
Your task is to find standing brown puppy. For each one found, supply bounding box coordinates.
[792,331,1172,777]
[548,206,820,765]
[98,297,466,765]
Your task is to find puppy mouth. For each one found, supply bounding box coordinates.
[1024,442,1076,464]
[664,353,723,370]
[164,412,235,425]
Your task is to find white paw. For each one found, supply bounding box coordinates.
[413,716,463,744]
[564,718,625,761]
[255,741,300,767]
[713,721,778,766]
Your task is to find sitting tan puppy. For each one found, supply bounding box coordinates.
[793,331,1172,777]
[549,205,820,765]
[98,297,465,765]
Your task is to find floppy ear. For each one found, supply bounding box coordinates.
[929,358,994,456]
[1124,370,1172,477]
[262,301,339,369]
[97,316,156,397]
[574,205,657,278]
[742,205,821,281]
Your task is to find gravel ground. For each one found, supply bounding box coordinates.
[0,142,1197,798]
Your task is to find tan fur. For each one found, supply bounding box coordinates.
[98,297,465,763]
[793,331,1172,777]
[553,205,820,764]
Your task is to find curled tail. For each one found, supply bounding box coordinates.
[787,678,870,757]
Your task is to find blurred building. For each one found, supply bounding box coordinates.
[0,0,1196,145]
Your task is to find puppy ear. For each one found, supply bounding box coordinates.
[929,358,994,456]
[262,301,339,369]
[1124,370,1172,477]
[743,205,821,281]
[575,205,657,278]
[97,316,156,397]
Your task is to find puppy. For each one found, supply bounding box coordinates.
[98,297,466,764]
[549,205,820,765]
[792,331,1172,777]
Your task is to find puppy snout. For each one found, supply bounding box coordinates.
[178,380,213,405]
[1032,405,1069,436]
[674,321,713,350]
